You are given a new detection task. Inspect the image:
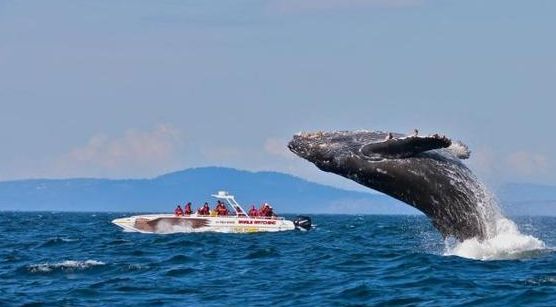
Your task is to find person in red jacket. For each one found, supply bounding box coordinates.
[259,203,269,217]
[266,205,275,218]
[217,203,228,216]
[248,205,258,217]
[198,202,210,215]
[184,202,192,215]
[174,205,184,216]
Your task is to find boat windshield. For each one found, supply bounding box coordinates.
[209,191,284,219]
[211,192,248,217]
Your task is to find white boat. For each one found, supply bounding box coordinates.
[112,191,311,234]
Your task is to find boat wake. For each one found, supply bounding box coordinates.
[444,217,548,260]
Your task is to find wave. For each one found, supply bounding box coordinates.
[28,260,105,273]
[444,217,547,260]
[38,237,79,247]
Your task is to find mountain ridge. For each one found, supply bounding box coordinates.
[1,167,556,215]
[0,167,415,214]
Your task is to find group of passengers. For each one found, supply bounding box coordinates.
[173,201,229,216]
[248,203,275,218]
[174,202,192,216]
[174,201,276,218]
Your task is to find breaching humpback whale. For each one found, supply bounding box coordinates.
[288,130,497,241]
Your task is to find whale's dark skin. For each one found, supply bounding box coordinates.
[288,130,493,241]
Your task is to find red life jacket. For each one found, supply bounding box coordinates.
[217,207,227,216]
[260,207,267,216]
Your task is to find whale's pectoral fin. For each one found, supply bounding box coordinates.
[361,135,452,159]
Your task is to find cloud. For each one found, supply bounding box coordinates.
[58,124,184,177]
[469,147,499,177]
[470,147,552,185]
[200,146,243,162]
[268,0,423,13]
[264,137,294,159]
[199,137,294,168]
[505,151,549,176]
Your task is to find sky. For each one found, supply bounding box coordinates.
[1,0,555,191]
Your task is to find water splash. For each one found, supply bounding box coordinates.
[444,217,546,260]
[444,181,547,260]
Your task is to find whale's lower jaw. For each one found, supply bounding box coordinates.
[289,130,489,242]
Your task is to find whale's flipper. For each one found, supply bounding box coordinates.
[361,135,452,160]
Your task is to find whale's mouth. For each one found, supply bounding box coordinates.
[288,131,381,160]
[288,132,336,162]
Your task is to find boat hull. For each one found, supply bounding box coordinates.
[112,214,296,234]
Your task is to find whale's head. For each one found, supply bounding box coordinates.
[289,131,387,172]
[288,130,461,172]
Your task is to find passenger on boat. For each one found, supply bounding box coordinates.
[175,205,184,216]
[198,202,210,215]
[216,202,228,216]
[259,203,269,217]
[266,205,275,218]
[248,205,258,217]
[184,202,192,215]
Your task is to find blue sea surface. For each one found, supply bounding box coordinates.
[1,213,555,306]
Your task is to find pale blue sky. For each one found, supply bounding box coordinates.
[1,0,555,190]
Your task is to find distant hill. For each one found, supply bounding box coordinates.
[498,183,556,216]
[0,167,417,214]
[3,167,554,215]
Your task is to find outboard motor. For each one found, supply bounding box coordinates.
[293,216,312,231]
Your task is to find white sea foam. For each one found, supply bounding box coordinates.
[440,176,547,261]
[28,260,105,273]
[47,237,79,243]
[444,217,546,260]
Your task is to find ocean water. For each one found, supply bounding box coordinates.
[1,212,555,306]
